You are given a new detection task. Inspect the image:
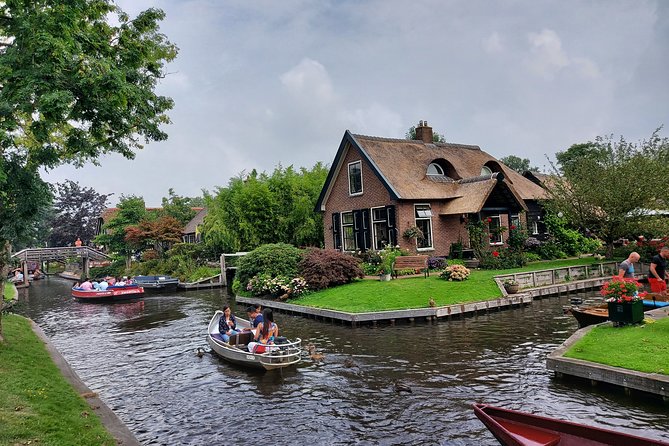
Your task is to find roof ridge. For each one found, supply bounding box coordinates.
[351,133,481,150]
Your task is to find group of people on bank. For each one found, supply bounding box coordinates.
[618,246,669,291]
[8,267,42,283]
[218,304,279,354]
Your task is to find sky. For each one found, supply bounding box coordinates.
[41,0,669,207]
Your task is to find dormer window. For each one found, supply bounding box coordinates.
[348,160,363,195]
[481,165,493,176]
[427,163,444,176]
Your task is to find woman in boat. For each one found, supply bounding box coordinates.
[248,308,278,354]
[218,305,238,343]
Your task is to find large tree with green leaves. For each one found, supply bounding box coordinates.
[500,155,537,173]
[0,1,177,340]
[95,195,147,267]
[204,164,328,253]
[545,128,669,257]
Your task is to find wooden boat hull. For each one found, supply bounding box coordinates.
[206,311,301,371]
[568,304,608,328]
[72,285,145,303]
[474,403,669,446]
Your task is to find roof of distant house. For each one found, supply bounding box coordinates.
[183,208,208,234]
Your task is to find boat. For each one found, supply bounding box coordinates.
[206,310,302,370]
[567,304,608,328]
[643,292,669,309]
[72,284,145,303]
[132,275,179,292]
[473,403,669,446]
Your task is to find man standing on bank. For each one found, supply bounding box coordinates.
[618,251,640,279]
[649,246,669,291]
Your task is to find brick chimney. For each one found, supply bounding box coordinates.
[415,120,433,143]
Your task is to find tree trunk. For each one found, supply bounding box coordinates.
[605,241,615,259]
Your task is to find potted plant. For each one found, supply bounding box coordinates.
[503,279,520,294]
[601,277,646,325]
[402,226,424,242]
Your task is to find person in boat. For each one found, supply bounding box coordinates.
[107,276,116,286]
[72,281,81,289]
[248,308,278,354]
[10,270,24,283]
[80,278,93,291]
[617,251,640,279]
[246,306,264,328]
[218,305,239,343]
[32,267,42,279]
[98,278,109,291]
[649,246,669,291]
[92,279,100,290]
[116,277,126,287]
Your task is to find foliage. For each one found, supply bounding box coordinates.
[428,256,447,270]
[377,246,408,275]
[203,164,328,253]
[405,125,446,142]
[246,274,308,299]
[235,243,302,289]
[449,241,463,259]
[546,129,669,257]
[160,188,200,226]
[499,155,536,173]
[600,277,646,303]
[298,248,364,290]
[94,195,147,260]
[439,264,471,281]
[402,225,424,241]
[47,180,111,247]
[124,215,184,256]
[503,278,518,286]
[90,258,126,279]
[543,213,601,256]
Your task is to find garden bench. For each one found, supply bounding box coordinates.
[392,255,429,279]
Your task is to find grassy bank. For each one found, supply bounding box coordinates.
[290,257,602,312]
[564,318,669,375]
[0,314,116,445]
[3,282,12,301]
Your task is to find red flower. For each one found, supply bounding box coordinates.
[487,217,492,223]
[492,251,499,257]
[510,225,516,230]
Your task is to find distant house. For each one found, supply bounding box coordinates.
[315,122,548,256]
[182,208,208,243]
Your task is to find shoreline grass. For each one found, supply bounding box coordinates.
[4,282,12,301]
[563,317,669,375]
[289,257,605,312]
[0,314,116,445]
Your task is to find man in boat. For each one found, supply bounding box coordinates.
[648,246,669,292]
[618,251,640,279]
[246,306,263,329]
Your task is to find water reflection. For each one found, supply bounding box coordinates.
[14,278,669,445]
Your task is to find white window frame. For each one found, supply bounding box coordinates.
[532,220,539,235]
[348,161,363,196]
[414,203,434,251]
[341,211,356,251]
[481,165,492,176]
[427,163,444,176]
[489,215,503,245]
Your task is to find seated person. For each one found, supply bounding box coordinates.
[32,268,42,279]
[115,277,126,286]
[107,276,116,286]
[246,306,263,328]
[80,279,93,291]
[92,280,100,290]
[98,279,109,290]
[218,305,238,342]
[10,270,24,283]
[247,308,278,354]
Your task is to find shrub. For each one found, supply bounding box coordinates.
[298,248,364,290]
[246,274,308,298]
[440,264,471,281]
[428,256,447,270]
[523,252,541,263]
[236,243,302,288]
[448,258,465,266]
[449,241,463,259]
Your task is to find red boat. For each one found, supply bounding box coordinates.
[71,285,145,303]
[474,403,669,446]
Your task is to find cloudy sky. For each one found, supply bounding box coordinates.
[41,0,669,206]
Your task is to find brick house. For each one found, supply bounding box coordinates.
[315,122,548,257]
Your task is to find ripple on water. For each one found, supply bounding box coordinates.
[15,279,669,445]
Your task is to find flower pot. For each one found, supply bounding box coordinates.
[379,273,392,282]
[607,300,644,325]
[504,284,519,294]
[464,259,480,268]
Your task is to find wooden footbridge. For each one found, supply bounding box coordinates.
[11,246,110,286]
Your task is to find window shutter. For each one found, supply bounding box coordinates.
[361,208,371,251]
[332,213,341,250]
[353,210,363,251]
[386,205,397,246]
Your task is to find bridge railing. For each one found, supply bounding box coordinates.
[12,246,111,262]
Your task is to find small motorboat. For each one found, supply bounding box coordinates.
[474,403,669,446]
[132,275,179,292]
[566,304,608,328]
[643,292,669,309]
[72,284,145,303]
[206,311,302,371]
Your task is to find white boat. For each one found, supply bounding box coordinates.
[206,310,302,371]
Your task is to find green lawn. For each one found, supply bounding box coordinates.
[3,282,12,301]
[564,317,669,375]
[0,314,116,445]
[290,257,604,312]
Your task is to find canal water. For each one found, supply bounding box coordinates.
[14,278,669,445]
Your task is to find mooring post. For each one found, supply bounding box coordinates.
[220,254,227,286]
[22,261,29,286]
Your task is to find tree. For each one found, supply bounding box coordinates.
[500,155,536,173]
[47,180,111,247]
[545,129,669,257]
[160,188,199,226]
[0,1,177,340]
[405,126,446,143]
[95,195,147,267]
[124,215,183,257]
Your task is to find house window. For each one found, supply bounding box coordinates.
[532,220,539,235]
[342,212,356,251]
[372,207,389,250]
[510,214,520,229]
[427,163,444,176]
[481,165,492,176]
[489,215,503,244]
[414,204,433,249]
[531,219,547,235]
[348,161,363,195]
